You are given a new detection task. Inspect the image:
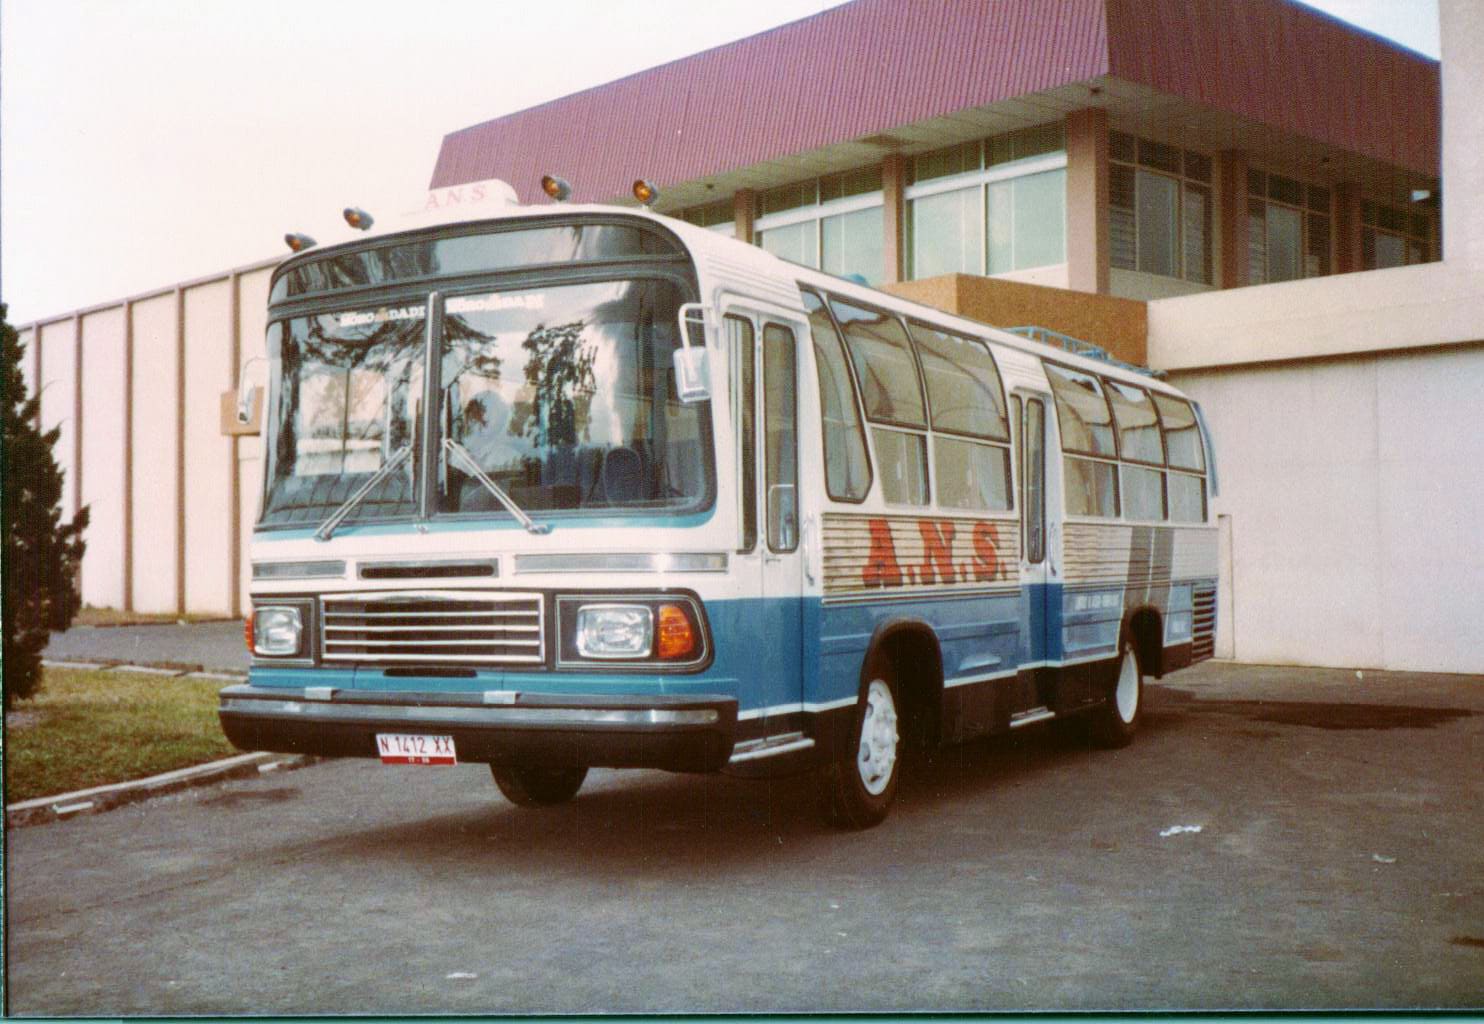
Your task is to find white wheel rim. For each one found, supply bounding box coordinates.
[857,679,899,796]
[1115,647,1140,724]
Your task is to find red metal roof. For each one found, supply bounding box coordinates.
[429,0,1438,199]
[1104,0,1439,177]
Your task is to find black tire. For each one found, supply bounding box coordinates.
[490,765,588,807]
[820,666,901,829]
[1088,636,1143,749]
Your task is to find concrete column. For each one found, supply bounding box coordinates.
[1441,0,1483,266]
[122,301,134,613]
[881,153,907,284]
[733,189,756,245]
[1217,150,1249,289]
[1065,107,1109,294]
[175,288,187,616]
[72,314,83,516]
[1334,182,1364,274]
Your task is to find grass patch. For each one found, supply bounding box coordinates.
[4,668,236,804]
[75,605,231,627]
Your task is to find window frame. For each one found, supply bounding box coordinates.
[801,287,873,505]
[1109,130,1214,285]
[1247,169,1333,284]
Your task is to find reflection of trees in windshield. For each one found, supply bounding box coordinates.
[508,321,596,448]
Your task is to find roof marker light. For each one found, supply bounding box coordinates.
[284,232,317,253]
[632,179,659,206]
[541,175,572,202]
[343,207,375,230]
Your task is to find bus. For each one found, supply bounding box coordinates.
[219,178,1218,828]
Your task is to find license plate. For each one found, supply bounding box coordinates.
[376,733,457,766]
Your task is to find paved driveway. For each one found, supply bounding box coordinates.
[43,621,248,674]
[5,662,1483,1014]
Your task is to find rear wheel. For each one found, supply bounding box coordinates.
[821,670,901,829]
[1088,637,1143,748]
[490,765,588,807]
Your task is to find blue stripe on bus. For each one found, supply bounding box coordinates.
[246,580,1210,716]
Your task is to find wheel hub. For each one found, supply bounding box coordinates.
[857,679,899,796]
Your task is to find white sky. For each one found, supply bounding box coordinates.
[0,0,1440,326]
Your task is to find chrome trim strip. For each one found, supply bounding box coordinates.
[516,552,729,574]
[943,668,1018,689]
[304,687,335,702]
[252,560,347,580]
[735,695,857,721]
[729,734,816,764]
[221,697,719,727]
[1009,707,1056,729]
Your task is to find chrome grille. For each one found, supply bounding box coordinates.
[321,590,544,665]
[1191,585,1217,663]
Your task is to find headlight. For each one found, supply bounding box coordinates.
[252,606,304,657]
[575,604,653,659]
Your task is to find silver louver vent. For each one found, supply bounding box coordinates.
[321,590,544,665]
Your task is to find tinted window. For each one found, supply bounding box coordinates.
[872,428,928,506]
[1153,393,1205,471]
[935,436,1011,512]
[803,291,871,502]
[830,299,927,428]
[910,323,1009,441]
[1045,364,1116,456]
[1105,380,1164,464]
[271,223,679,302]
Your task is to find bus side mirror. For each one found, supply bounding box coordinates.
[674,303,712,403]
[221,357,265,436]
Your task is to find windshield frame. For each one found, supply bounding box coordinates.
[257,253,713,534]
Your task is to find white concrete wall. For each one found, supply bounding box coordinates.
[78,307,127,608]
[37,318,78,515]
[1110,267,1215,302]
[183,281,234,615]
[1172,343,1484,674]
[129,293,180,614]
[1441,0,1483,265]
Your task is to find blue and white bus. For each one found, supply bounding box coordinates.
[220,178,1218,828]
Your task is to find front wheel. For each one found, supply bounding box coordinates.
[1088,638,1143,748]
[821,673,901,829]
[490,765,588,807]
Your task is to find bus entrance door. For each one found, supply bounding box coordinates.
[726,305,806,735]
[1012,388,1055,714]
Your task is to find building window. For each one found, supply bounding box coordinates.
[906,124,1067,280]
[679,199,735,237]
[756,168,883,283]
[1362,201,1434,269]
[1108,132,1212,284]
[1247,170,1330,283]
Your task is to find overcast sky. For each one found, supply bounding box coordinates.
[0,0,1441,326]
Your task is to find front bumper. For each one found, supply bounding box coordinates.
[218,684,738,772]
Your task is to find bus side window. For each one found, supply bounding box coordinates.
[763,323,799,552]
[726,315,757,552]
[1152,392,1207,522]
[1023,398,1046,564]
[802,290,871,502]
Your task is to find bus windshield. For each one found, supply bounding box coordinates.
[260,276,712,529]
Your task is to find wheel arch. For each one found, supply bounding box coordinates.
[1125,605,1164,678]
[862,618,945,749]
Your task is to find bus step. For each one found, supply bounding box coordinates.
[729,732,815,764]
[1009,707,1056,729]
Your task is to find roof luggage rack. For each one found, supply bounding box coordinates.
[1005,326,1164,379]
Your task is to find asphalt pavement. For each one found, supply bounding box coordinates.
[6,660,1483,1013]
[43,620,249,675]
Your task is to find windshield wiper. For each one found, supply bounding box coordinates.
[314,445,413,542]
[443,438,551,535]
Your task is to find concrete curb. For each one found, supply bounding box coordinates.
[41,658,248,680]
[5,751,321,828]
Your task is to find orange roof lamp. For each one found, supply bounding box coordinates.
[284,232,317,252]
[632,179,660,207]
[541,175,572,202]
[343,207,375,230]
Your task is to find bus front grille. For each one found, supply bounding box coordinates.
[1191,585,1217,663]
[321,590,544,665]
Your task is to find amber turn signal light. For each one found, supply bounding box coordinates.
[284,232,317,253]
[632,179,659,206]
[541,175,572,201]
[343,207,374,230]
[243,615,254,654]
[656,603,697,660]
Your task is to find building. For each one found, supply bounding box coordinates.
[18,0,1482,673]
